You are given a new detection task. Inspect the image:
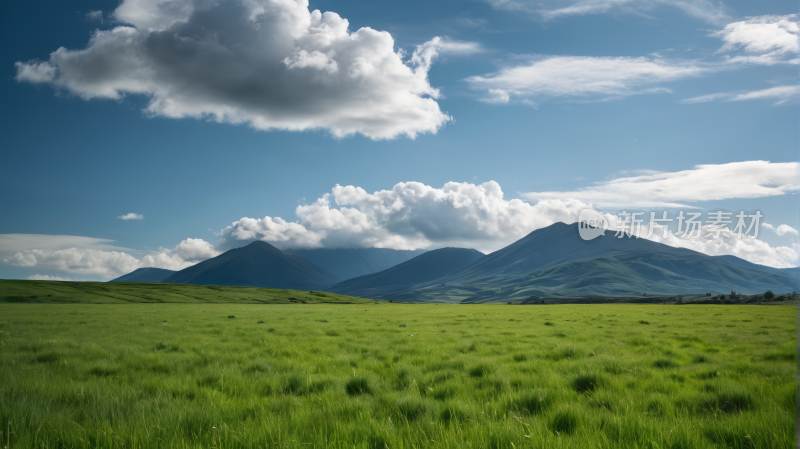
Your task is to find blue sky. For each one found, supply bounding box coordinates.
[1,0,798,280]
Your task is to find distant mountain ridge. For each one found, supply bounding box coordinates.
[162,241,341,290]
[382,222,800,303]
[107,223,800,301]
[329,247,484,297]
[110,267,176,283]
[283,247,426,280]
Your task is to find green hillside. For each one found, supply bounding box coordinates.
[0,280,377,304]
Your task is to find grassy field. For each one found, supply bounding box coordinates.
[0,300,795,448]
[0,280,377,304]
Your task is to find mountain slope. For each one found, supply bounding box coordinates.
[162,241,341,290]
[329,248,484,297]
[383,222,800,302]
[284,248,426,280]
[715,255,800,281]
[110,267,176,283]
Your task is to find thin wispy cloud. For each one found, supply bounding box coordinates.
[682,85,800,105]
[117,213,144,220]
[485,0,730,25]
[465,14,799,106]
[466,55,708,104]
[522,161,800,208]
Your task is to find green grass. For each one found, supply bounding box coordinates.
[0,301,795,448]
[0,280,377,304]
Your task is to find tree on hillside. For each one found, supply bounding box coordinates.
[764,290,774,300]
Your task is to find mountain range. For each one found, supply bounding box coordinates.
[381,222,800,302]
[109,222,800,301]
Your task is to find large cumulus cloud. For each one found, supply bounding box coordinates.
[14,0,454,139]
[216,181,589,253]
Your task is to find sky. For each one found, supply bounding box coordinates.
[1,0,798,281]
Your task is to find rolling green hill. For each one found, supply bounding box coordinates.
[0,280,377,304]
[109,267,176,283]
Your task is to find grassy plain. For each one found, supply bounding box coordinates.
[0,299,795,448]
[0,280,376,304]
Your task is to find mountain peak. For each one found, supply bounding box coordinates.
[243,240,282,252]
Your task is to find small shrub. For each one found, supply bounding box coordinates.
[551,408,580,434]
[653,358,677,369]
[512,353,528,362]
[33,353,60,364]
[325,330,339,337]
[469,364,491,378]
[227,315,235,319]
[572,374,602,393]
[399,323,406,328]
[257,320,264,324]
[513,393,552,415]
[396,398,426,421]
[345,377,372,396]
[646,396,674,417]
[267,328,275,333]
[639,320,650,325]
[440,406,469,423]
[282,375,307,395]
[544,322,553,326]
[89,366,118,377]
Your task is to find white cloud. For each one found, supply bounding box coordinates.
[466,55,707,103]
[713,15,800,65]
[5,248,141,277]
[0,234,134,261]
[636,222,800,268]
[14,61,56,84]
[411,37,483,70]
[27,274,73,281]
[14,0,454,140]
[763,223,799,237]
[118,212,144,220]
[485,0,729,25]
[682,85,800,106]
[217,181,591,253]
[86,10,103,22]
[466,15,798,107]
[731,85,800,102]
[3,237,219,278]
[523,161,799,208]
